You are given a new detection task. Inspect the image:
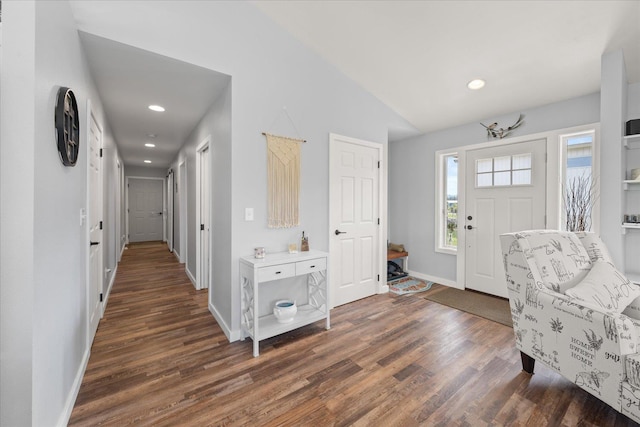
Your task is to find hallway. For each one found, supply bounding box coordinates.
[68,243,634,426]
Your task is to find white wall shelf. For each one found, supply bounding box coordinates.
[623,134,640,149]
[623,180,640,190]
[239,250,330,357]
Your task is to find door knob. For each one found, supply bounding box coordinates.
[335,229,346,235]
[466,225,473,230]
[467,215,473,220]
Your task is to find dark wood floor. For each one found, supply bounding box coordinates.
[69,242,638,426]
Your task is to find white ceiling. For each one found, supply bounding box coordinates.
[77,1,640,168]
[254,0,640,134]
[78,32,230,168]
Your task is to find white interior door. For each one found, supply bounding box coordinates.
[465,139,546,297]
[196,138,211,289]
[330,134,380,307]
[88,110,103,342]
[128,178,164,242]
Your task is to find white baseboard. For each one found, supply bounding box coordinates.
[186,267,196,288]
[102,264,117,313]
[208,302,242,342]
[173,249,180,261]
[378,284,389,294]
[56,346,90,427]
[407,270,461,289]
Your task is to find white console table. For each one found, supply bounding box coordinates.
[240,250,330,357]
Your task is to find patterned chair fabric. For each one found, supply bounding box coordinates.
[500,230,640,423]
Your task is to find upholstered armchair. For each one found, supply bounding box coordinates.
[500,230,640,422]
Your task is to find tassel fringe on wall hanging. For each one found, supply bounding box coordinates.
[264,133,304,228]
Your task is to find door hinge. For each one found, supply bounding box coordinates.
[200,224,205,231]
[99,293,103,302]
[100,148,103,157]
[99,221,103,230]
[378,218,380,225]
[377,274,380,282]
[378,161,380,169]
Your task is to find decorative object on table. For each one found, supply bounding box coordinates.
[54,87,80,166]
[288,243,298,254]
[254,247,265,259]
[263,133,304,228]
[480,113,524,139]
[626,119,640,136]
[388,242,405,252]
[273,300,297,323]
[630,168,640,181]
[389,277,433,295]
[624,214,640,224]
[563,173,598,231]
[301,231,309,252]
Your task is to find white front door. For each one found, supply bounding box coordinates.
[330,134,381,307]
[465,139,546,297]
[88,111,103,342]
[128,178,164,242]
[167,171,174,252]
[197,143,211,290]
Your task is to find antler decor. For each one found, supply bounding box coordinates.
[481,114,524,139]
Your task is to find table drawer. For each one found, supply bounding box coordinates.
[258,263,296,282]
[296,258,327,275]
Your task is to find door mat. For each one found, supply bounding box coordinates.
[389,277,434,295]
[424,287,512,327]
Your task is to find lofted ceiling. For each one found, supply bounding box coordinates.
[254,0,640,134]
[78,32,230,168]
[76,1,640,168]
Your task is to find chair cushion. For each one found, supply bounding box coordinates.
[565,261,640,313]
[626,353,640,388]
[525,231,592,293]
[574,232,614,264]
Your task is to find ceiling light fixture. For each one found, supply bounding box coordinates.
[144,160,152,163]
[467,79,486,90]
[148,105,165,112]
[145,143,156,148]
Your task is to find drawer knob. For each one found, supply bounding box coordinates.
[310,265,315,268]
[275,271,281,274]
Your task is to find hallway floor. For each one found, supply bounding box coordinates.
[69,242,636,426]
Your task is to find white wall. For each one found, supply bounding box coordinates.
[169,79,232,334]
[1,2,121,425]
[389,92,601,283]
[70,0,417,339]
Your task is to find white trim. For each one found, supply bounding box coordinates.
[179,160,187,264]
[329,133,386,307]
[435,150,459,255]
[125,176,165,244]
[56,343,90,427]
[186,266,196,287]
[166,169,174,252]
[103,264,117,310]
[173,249,181,261]
[209,302,241,342]
[407,269,460,289]
[195,136,211,291]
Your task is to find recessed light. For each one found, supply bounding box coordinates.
[144,160,152,164]
[467,79,485,90]
[145,143,156,148]
[148,105,165,112]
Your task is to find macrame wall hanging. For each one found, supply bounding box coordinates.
[263,133,305,228]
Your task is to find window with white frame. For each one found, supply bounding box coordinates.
[561,130,597,232]
[436,152,458,253]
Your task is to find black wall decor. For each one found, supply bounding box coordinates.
[55,87,80,166]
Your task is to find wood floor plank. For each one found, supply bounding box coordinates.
[69,242,639,426]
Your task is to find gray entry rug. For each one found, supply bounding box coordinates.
[424,287,513,327]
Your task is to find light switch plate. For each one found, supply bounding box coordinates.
[245,207,254,221]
